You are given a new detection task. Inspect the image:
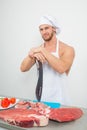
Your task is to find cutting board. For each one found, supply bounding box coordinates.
[33,100,61,108]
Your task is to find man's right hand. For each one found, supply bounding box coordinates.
[28,47,46,63]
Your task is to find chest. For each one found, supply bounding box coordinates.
[45,44,63,58]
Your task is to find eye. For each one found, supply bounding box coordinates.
[40,28,43,32]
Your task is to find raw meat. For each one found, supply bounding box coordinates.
[15,100,30,109]
[28,101,50,117]
[15,101,50,117]
[0,108,49,128]
[49,107,83,122]
[0,101,83,128]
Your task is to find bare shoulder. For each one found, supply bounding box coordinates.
[59,41,75,74]
[59,40,75,57]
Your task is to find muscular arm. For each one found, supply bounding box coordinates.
[32,43,75,74]
[20,46,46,72]
[42,47,75,74]
[20,55,36,72]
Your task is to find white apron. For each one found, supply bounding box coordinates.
[40,40,70,105]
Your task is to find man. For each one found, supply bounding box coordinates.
[20,15,75,105]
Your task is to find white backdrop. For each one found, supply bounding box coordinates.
[0,0,87,108]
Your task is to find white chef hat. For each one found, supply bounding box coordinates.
[39,15,61,35]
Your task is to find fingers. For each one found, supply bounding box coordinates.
[28,47,45,62]
[28,47,40,57]
[34,53,46,63]
[28,48,35,58]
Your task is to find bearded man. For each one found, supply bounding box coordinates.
[20,15,75,105]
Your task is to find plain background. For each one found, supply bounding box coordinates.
[0,0,87,108]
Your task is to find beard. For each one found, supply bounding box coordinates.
[42,32,54,41]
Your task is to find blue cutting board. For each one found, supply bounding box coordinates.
[33,100,61,108]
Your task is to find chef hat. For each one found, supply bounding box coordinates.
[39,15,61,35]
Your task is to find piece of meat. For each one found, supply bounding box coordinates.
[0,108,49,128]
[0,101,83,128]
[15,101,50,117]
[28,101,50,117]
[15,101,30,109]
[49,107,83,122]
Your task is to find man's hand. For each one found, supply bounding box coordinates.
[28,47,46,63]
[34,53,46,63]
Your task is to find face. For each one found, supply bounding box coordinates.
[39,24,56,41]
